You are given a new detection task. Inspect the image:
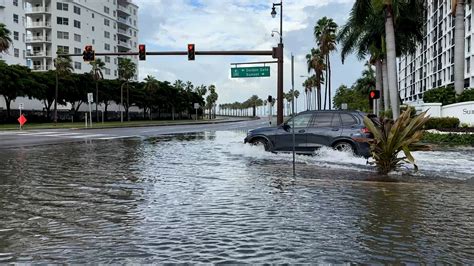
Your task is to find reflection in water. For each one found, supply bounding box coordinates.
[0,131,472,263]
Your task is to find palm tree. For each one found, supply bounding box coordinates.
[118,58,136,121]
[302,79,312,110]
[205,85,218,119]
[53,49,73,123]
[293,89,300,113]
[453,0,466,95]
[338,0,425,119]
[144,75,159,119]
[90,58,105,122]
[314,17,338,110]
[306,48,326,110]
[0,23,12,53]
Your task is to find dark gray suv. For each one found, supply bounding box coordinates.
[244,110,373,158]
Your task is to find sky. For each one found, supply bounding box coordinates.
[133,0,365,111]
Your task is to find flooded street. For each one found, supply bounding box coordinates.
[0,131,473,263]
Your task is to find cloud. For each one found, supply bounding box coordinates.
[134,0,364,111]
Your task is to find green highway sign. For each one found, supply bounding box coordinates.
[231,66,270,78]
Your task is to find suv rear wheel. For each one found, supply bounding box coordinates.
[333,141,355,154]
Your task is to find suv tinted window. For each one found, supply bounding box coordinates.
[311,113,334,127]
[288,113,313,127]
[341,113,358,126]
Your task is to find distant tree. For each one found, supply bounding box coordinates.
[0,23,12,53]
[0,61,32,120]
[205,85,218,119]
[118,58,136,120]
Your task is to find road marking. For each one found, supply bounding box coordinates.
[68,134,109,139]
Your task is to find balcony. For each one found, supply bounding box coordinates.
[32,64,53,71]
[26,21,51,28]
[27,51,51,58]
[26,36,51,43]
[117,17,131,27]
[117,5,131,16]
[117,28,132,38]
[118,40,131,49]
[0,0,5,8]
[26,6,50,14]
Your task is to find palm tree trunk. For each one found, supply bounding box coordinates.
[54,70,58,123]
[375,59,383,115]
[385,6,400,119]
[454,0,466,95]
[382,59,390,111]
[324,56,328,110]
[328,55,332,110]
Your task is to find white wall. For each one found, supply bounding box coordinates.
[409,101,474,126]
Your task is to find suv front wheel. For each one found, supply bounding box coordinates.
[250,138,271,151]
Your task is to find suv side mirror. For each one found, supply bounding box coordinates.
[282,123,291,131]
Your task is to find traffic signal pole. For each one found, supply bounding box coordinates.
[61,47,283,123]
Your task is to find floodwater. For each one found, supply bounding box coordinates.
[0,131,472,263]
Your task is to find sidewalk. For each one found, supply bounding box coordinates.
[0,116,257,131]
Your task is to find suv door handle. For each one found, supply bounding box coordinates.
[298,129,305,133]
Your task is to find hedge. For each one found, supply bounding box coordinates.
[422,132,474,146]
[424,117,460,129]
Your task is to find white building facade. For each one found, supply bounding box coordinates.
[398,0,473,103]
[1,0,139,111]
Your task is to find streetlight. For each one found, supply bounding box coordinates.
[271,0,284,125]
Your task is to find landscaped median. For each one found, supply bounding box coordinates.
[422,129,474,146]
[0,117,255,131]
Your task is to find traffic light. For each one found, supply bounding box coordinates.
[82,45,95,62]
[187,44,195,61]
[138,44,146,60]
[267,95,273,103]
[369,90,380,100]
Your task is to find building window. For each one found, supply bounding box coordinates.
[74,62,81,70]
[468,37,472,53]
[13,14,18,23]
[104,43,110,50]
[133,9,136,15]
[14,48,19,57]
[467,57,471,73]
[104,6,110,14]
[105,56,110,63]
[57,2,69,11]
[57,17,69,25]
[113,22,116,29]
[74,20,81,28]
[114,70,117,76]
[57,45,69,54]
[104,31,110,38]
[113,11,116,17]
[134,31,137,37]
[92,39,95,44]
[74,6,81,15]
[92,26,95,31]
[105,68,111,75]
[13,0,18,6]
[57,31,69,39]
[134,20,136,26]
[92,13,95,18]
[104,19,110,26]
[113,34,116,41]
[13,31,19,41]
[74,34,81,42]
[74,48,81,54]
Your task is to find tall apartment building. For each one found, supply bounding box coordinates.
[1,0,139,111]
[25,0,139,79]
[0,0,27,65]
[398,0,472,103]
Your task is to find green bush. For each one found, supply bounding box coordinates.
[423,86,456,105]
[422,132,474,146]
[457,88,474,102]
[424,117,460,129]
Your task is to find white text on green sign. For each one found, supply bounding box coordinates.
[231,66,270,78]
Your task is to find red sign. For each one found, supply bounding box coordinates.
[18,114,27,126]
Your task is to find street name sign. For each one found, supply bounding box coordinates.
[231,66,270,78]
[194,103,200,109]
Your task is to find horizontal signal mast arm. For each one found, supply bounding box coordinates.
[58,50,274,57]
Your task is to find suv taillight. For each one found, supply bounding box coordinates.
[361,127,370,134]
